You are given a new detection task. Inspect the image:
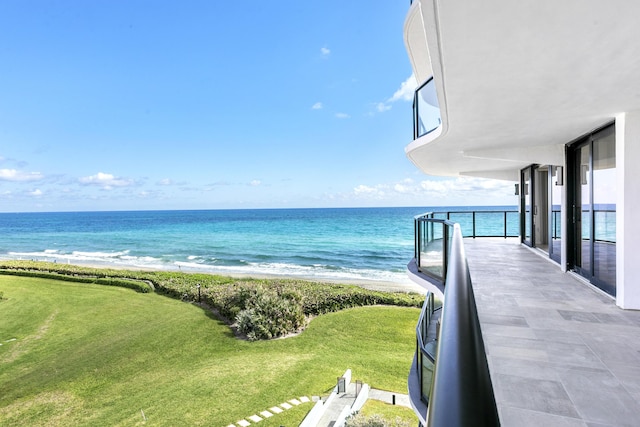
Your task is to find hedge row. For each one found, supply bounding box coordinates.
[0,268,152,293]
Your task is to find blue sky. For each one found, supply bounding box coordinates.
[0,0,516,212]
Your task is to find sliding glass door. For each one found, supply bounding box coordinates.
[569,125,616,296]
[549,166,562,264]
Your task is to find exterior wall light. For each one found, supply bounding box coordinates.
[555,166,564,186]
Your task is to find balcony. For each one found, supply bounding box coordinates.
[409,215,640,425]
[413,77,442,141]
[408,215,499,426]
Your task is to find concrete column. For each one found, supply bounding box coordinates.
[616,112,640,309]
[560,157,568,272]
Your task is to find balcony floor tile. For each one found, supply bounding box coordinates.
[463,238,640,426]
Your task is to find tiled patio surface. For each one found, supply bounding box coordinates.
[464,238,640,427]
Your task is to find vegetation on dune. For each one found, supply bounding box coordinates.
[0,260,423,340]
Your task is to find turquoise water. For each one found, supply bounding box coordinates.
[0,207,516,283]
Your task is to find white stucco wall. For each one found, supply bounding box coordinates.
[616,112,640,309]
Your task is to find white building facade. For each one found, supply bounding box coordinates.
[404,0,640,309]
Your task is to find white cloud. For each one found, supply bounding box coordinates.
[29,189,43,197]
[370,74,418,115]
[354,184,377,195]
[335,112,350,119]
[389,74,418,102]
[375,102,392,113]
[250,180,261,187]
[353,184,388,200]
[394,183,410,193]
[0,169,44,182]
[158,178,173,186]
[320,47,330,57]
[342,176,516,206]
[312,102,323,110]
[79,172,133,190]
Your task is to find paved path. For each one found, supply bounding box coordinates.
[368,388,411,408]
[316,386,411,427]
[226,388,411,427]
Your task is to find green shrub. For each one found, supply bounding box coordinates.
[235,287,305,341]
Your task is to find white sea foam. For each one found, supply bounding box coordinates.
[4,249,170,271]
[71,250,130,259]
[3,249,411,286]
[8,250,61,259]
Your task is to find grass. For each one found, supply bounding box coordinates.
[0,274,420,426]
[356,400,419,425]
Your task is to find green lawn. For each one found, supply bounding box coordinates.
[356,399,418,425]
[0,275,419,426]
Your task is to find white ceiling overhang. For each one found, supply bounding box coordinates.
[404,0,640,181]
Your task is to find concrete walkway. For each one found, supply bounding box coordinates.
[367,388,411,408]
[465,238,640,427]
[315,385,411,427]
[316,381,359,427]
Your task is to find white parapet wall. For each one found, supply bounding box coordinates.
[351,383,370,413]
[299,400,326,427]
[343,368,352,387]
[334,405,352,427]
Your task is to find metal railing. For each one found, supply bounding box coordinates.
[412,216,500,426]
[414,210,517,282]
[413,77,442,139]
[423,210,519,239]
[414,214,453,283]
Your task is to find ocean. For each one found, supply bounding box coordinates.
[0,206,517,284]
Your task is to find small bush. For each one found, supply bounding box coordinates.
[235,287,305,341]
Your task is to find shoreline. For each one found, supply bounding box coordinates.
[2,257,427,294]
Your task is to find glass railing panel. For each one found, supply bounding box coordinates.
[421,351,435,403]
[447,212,473,237]
[414,77,442,139]
[417,220,445,279]
[424,210,519,238]
[506,211,520,237]
[415,292,438,406]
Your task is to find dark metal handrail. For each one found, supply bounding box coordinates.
[426,224,500,427]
